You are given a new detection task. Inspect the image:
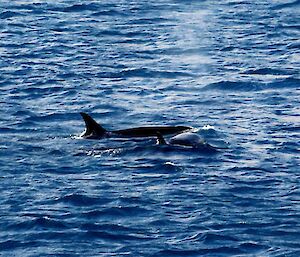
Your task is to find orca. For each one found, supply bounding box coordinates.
[156,131,217,151]
[80,112,192,139]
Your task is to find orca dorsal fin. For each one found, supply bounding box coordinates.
[156,132,167,145]
[80,112,107,138]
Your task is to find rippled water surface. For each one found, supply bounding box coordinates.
[1,0,300,256]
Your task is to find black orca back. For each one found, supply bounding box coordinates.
[115,126,191,137]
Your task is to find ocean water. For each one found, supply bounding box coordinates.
[0,0,299,256]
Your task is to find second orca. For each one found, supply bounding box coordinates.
[156,132,217,151]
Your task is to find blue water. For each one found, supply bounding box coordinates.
[0,0,299,256]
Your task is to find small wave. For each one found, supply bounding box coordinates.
[226,1,252,6]
[277,141,299,154]
[13,110,35,117]
[92,10,127,17]
[82,206,150,218]
[243,68,292,75]
[129,17,170,25]
[0,240,36,251]
[287,42,300,49]
[157,249,204,256]
[56,193,112,206]
[85,230,152,241]
[219,46,236,52]
[8,2,44,11]
[203,77,300,91]
[272,0,300,9]
[279,125,300,132]
[14,86,64,96]
[7,217,68,231]
[0,11,22,19]
[25,112,69,123]
[229,166,274,173]
[80,223,135,233]
[97,29,151,38]
[120,68,194,79]
[158,246,244,256]
[203,81,262,91]
[96,68,194,79]
[0,127,13,134]
[202,233,239,243]
[279,24,300,31]
[52,3,100,13]
[226,185,268,195]
[269,77,300,89]
[239,242,269,253]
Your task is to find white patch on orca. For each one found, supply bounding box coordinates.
[169,132,205,147]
